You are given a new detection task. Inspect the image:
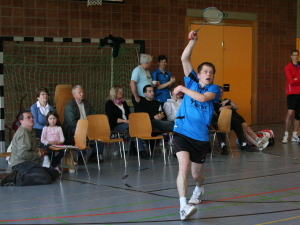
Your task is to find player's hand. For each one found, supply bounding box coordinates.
[188,31,198,41]
[221,99,230,106]
[170,76,176,83]
[173,85,184,95]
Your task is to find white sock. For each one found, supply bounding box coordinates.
[44,155,50,161]
[242,142,247,146]
[285,131,289,136]
[194,186,202,193]
[179,197,187,209]
[220,142,225,148]
[255,137,260,142]
[293,131,298,137]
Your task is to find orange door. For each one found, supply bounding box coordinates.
[190,24,253,124]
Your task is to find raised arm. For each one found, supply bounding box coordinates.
[181,31,198,77]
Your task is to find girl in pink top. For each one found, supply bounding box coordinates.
[41,111,65,170]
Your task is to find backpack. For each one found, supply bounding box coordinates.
[254,130,275,147]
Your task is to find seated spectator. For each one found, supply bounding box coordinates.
[163,84,184,122]
[30,87,54,139]
[1,110,59,186]
[41,111,65,171]
[136,85,174,132]
[152,55,176,105]
[63,85,104,164]
[105,85,145,157]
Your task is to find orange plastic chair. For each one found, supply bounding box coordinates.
[50,119,90,178]
[129,113,166,167]
[87,114,126,170]
[54,84,72,104]
[210,109,233,157]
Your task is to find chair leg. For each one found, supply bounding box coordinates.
[121,141,127,167]
[210,133,217,158]
[95,141,101,171]
[136,138,140,167]
[162,138,166,164]
[225,134,233,155]
[80,150,90,178]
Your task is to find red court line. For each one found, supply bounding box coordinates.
[1,186,300,223]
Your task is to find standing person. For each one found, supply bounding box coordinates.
[172,31,220,220]
[1,110,59,186]
[282,49,300,143]
[151,55,176,105]
[30,87,55,139]
[130,54,153,111]
[41,111,65,171]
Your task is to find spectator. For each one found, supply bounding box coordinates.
[1,109,59,186]
[152,55,176,105]
[163,84,184,122]
[130,54,153,111]
[30,87,54,139]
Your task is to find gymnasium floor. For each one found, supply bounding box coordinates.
[1,123,300,225]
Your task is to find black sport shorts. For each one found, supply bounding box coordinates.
[287,94,300,120]
[173,132,210,164]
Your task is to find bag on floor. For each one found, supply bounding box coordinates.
[254,130,275,147]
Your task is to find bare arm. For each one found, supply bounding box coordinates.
[130,80,140,103]
[157,76,176,90]
[181,31,198,77]
[173,85,216,103]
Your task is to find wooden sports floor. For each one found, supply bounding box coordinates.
[1,123,300,225]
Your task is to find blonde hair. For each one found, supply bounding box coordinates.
[108,85,123,100]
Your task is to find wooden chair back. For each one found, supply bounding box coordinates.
[86,114,111,140]
[129,113,152,138]
[54,84,72,104]
[217,109,232,133]
[74,119,88,150]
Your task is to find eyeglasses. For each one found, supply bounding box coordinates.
[24,116,34,119]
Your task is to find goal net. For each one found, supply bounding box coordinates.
[3,40,140,145]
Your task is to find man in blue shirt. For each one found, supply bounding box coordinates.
[152,55,176,105]
[173,31,220,220]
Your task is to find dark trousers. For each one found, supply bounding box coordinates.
[13,161,59,186]
[44,145,65,167]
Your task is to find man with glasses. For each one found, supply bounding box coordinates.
[1,109,59,186]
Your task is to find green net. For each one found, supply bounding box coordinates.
[3,41,140,142]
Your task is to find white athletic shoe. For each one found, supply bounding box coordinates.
[258,141,269,151]
[291,136,300,142]
[180,204,197,220]
[188,186,204,205]
[42,157,51,168]
[282,135,288,144]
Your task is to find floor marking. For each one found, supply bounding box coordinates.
[2,186,300,223]
[256,215,300,225]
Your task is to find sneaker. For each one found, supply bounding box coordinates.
[188,186,205,204]
[282,135,288,144]
[180,204,197,220]
[42,158,51,168]
[291,136,300,142]
[258,141,269,151]
[1,170,18,186]
[240,144,255,152]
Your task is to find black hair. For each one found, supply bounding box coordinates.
[18,109,31,121]
[291,49,299,55]
[197,62,216,74]
[169,84,179,93]
[45,111,61,126]
[36,87,50,98]
[143,84,153,93]
[158,55,167,63]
